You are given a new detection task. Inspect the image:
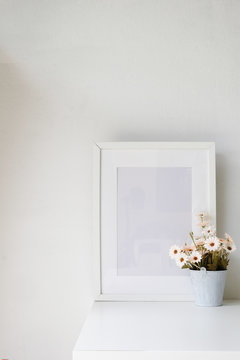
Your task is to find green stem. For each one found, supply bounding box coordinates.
[188,261,201,270]
[189,232,197,249]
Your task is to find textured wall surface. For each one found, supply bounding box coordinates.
[1,1,240,359]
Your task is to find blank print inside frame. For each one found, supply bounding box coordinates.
[94,142,216,301]
[117,167,192,277]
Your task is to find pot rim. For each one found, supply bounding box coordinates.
[189,269,227,272]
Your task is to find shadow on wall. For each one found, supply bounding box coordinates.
[0,51,38,135]
[216,153,240,298]
[216,153,227,234]
[0,50,43,224]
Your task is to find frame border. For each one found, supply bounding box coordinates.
[93,142,216,301]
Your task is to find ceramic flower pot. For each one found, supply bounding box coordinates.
[190,268,227,307]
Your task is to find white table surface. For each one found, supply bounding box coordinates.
[73,300,240,360]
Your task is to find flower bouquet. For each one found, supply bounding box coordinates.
[169,213,236,306]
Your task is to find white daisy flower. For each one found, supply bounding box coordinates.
[182,244,194,253]
[190,251,202,263]
[202,225,216,237]
[176,253,188,268]
[169,245,181,259]
[223,242,236,253]
[198,221,208,228]
[225,233,233,243]
[195,238,205,246]
[204,236,220,251]
[195,211,206,218]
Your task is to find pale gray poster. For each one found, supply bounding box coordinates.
[117,167,192,276]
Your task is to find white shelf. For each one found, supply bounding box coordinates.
[73,300,240,360]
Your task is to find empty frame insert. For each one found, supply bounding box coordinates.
[117,167,192,277]
[95,142,216,300]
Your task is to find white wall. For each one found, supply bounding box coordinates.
[1,1,240,359]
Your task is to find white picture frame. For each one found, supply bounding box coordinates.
[93,142,216,301]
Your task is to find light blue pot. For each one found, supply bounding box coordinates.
[190,268,227,307]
